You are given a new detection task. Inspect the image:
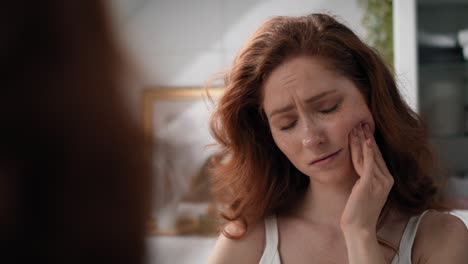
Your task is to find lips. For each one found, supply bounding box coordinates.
[309,149,342,165]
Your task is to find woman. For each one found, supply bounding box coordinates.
[1,1,151,263]
[208,14,468,263]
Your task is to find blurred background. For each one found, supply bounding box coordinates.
[107,0,468,263]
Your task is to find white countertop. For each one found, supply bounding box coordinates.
[146,235,217,264]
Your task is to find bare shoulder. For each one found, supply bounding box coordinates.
[413,210,468,264]
[207,220,266,264]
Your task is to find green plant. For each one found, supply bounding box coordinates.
[358,0,394,67]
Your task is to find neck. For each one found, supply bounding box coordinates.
[294,171,359,228]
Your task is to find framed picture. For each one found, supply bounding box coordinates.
[142,87,224,236]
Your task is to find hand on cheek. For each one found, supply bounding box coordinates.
[340,122,394,235]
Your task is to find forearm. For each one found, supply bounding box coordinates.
[343,229,386,264]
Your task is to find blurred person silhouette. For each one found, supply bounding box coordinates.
[0,1,151,263]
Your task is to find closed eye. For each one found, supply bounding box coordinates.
[280,120,297,131]
[320,104,339,114]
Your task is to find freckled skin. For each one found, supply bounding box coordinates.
[262,56,375,184]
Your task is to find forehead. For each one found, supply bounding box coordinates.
[262,56,347,110]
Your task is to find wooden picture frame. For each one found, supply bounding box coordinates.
[142,87,224,136]
[142,87,224,236]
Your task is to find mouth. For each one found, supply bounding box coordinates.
[309,149,342,165]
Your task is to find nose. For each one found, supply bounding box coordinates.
[301,123,325,148]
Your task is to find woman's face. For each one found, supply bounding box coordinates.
[262,56,375,184]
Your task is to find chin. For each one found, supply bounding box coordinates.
[303,165,353,184]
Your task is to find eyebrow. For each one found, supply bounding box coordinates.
[268,90,337,118]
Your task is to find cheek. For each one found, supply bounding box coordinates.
[271,131,299,157]
[357,107,375,132]
[332,106,375,138]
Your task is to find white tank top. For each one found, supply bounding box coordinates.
[259,210,430,264]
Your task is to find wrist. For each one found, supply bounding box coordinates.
[342,227,376,243]
[342,228,386,264]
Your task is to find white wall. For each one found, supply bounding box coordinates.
[393,0,418,111]
[114,0,366,88]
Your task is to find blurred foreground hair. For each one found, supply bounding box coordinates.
[1,1,151,263]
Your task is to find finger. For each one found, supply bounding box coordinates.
[358,123,393,197]
[349,126,363,172]
[360,147,391,197]
[363,124,394,187]
[360,125,389,191]
[369,154,388,186]
[372,168,393,197]
[363,125,392,173]
[358,123,374,181]
[363,124,386,169]
[356,123,366,153]
[361,123,384,173]
[372,147,393,185]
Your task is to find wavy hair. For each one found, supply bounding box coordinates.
[209,14,447,243]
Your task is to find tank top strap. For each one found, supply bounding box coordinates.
[392,210,430,264]
[259,215,280,264]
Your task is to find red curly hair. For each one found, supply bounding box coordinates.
[209,14,447,240]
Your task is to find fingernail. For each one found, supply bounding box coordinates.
[364,123,370,132]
